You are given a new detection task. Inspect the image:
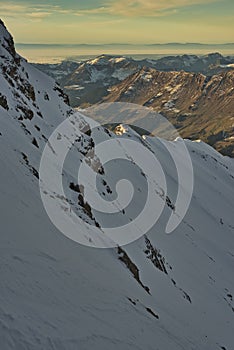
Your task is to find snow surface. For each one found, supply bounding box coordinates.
[0,19,234,350]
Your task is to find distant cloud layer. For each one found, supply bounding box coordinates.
[0,0,219,19]
[99,0,219,17]
[0,0,232,44]
[0,3,65,21]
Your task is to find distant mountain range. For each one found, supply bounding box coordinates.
[34,53,234,156]
[17,42,234,47]
[147,43,234,47]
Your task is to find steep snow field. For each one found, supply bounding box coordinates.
[0,19,234,350]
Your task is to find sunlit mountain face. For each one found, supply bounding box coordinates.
[33,53,234,157]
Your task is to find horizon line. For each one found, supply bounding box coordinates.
[15,42,234,46]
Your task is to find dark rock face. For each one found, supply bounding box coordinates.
[0,93,8,110]
[0,19,18,61]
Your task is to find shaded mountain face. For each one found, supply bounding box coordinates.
[33,56,140,107]
[1,19,234,350]
[34,54,234,156]
[52,55,141,107]
[32,60,80,84]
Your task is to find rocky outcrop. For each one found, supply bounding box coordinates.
[0,19,18,60]
[0,19,71,123]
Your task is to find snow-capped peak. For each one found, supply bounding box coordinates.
[0,19,19,61]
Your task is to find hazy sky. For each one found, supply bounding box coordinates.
[0,0,233,44]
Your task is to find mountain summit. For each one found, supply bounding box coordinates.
[0,19,18,59]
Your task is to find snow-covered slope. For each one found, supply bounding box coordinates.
[1,19,234,350]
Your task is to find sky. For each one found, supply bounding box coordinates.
[0,0,233,44]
